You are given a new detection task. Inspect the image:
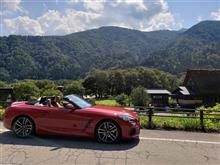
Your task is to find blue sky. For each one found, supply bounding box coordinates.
[1,0,220,36]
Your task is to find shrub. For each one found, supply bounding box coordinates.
[0,108,5,121]
[130,86,149,106]
[140,116,148,128]
[151,117,200,130]
[41,89,63,97]
[169,98,177,107]
[13,81,40,101]
[0,81,8,87]
[115,93,128,106]
[64,81,85,96]
[204,103,220,132]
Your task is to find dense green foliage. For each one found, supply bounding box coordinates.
[0,81,8,87]
[83,67,178,98]
[130,86,149,106]
[10,80,66,100]
[0,21,219,80]
[63,81,85,96]
[0,67,178,101]
[13,81,40,101]
[115,93,129,106]
[142,21,220,74]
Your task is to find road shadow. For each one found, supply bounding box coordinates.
[0,130,139,151]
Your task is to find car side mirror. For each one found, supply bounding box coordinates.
[65,103,76,110]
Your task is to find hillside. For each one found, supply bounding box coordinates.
[0,20,219,80]
[142,21,220,74]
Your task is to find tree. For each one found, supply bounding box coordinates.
[115,93,128,106]
[108,70,125,96]
[124,70,139,95]
[130,86,150,106]
[34,80,58,95]
[0,68,10,81]
[64,81,85,96]
[41,89,63,97]
[13,81,40,101]
[0,81,8,87]
[83,69,109,98]
[83,75,97,97]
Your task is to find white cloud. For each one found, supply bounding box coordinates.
[37,9,99,35]
[2,0,22,11]
[145,12,177,31]
[3,0,181,35]
[4,9,99,35]
[197,16,203,22]
[1,0,24,15]
[4,16,43,35]
[211,9,220,20]
[66,0,80,3]
[83,0,105,12]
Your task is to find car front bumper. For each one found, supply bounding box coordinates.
[122,121,141,139]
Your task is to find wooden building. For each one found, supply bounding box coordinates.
[0,88,16,106]
[146,89,171,107]
[173,69,220,108]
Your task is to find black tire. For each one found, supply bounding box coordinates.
[96,120,121,143]
[12,116,34,138]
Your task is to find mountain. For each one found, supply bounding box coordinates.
[0,20,219,80]
[142,21,220,74]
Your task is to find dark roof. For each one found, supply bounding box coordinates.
[0,87,13,91]
[183,69,220,95]
[146,89,171,95]
[0,88,15,102]
[172,86,195,96]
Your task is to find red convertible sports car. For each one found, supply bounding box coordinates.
[3,95,140,143]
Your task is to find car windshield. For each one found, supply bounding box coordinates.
[66,95,92,109]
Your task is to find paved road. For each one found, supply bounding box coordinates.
[0,122,220,165]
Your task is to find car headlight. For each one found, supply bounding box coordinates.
[118,115,136,122]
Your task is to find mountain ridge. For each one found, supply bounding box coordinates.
[0,20,219,80]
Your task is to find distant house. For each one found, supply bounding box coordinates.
[0,88,16,106]
[146,89,171,107]
[173,69,220,108]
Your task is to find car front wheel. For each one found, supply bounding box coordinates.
[12,116,34,137]
[96,120,120,143]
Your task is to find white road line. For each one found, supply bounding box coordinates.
[139,137,220,145]
[1,128,219,145]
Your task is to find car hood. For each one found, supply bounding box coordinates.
[88,105,139,119]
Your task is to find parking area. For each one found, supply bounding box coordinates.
[0,122,220,165]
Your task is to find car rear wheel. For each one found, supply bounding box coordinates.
[96,120,120,143]
[12,116,34,137]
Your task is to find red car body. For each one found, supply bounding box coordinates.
[3,96,140,142]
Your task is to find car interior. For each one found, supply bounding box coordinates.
[34,96,70,108]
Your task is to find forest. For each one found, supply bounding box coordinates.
[0,21,219,81]
[0,67,179,101]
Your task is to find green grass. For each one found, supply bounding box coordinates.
[140,115,220,132]
[95,99,118,106]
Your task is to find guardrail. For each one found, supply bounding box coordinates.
[134,106,220,131]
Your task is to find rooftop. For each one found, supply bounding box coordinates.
[177,86,195,95]
[146,89,171,95]
[183,69,220,95]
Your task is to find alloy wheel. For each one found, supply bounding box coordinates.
[97,121,119,143]
[12,117,33,137]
